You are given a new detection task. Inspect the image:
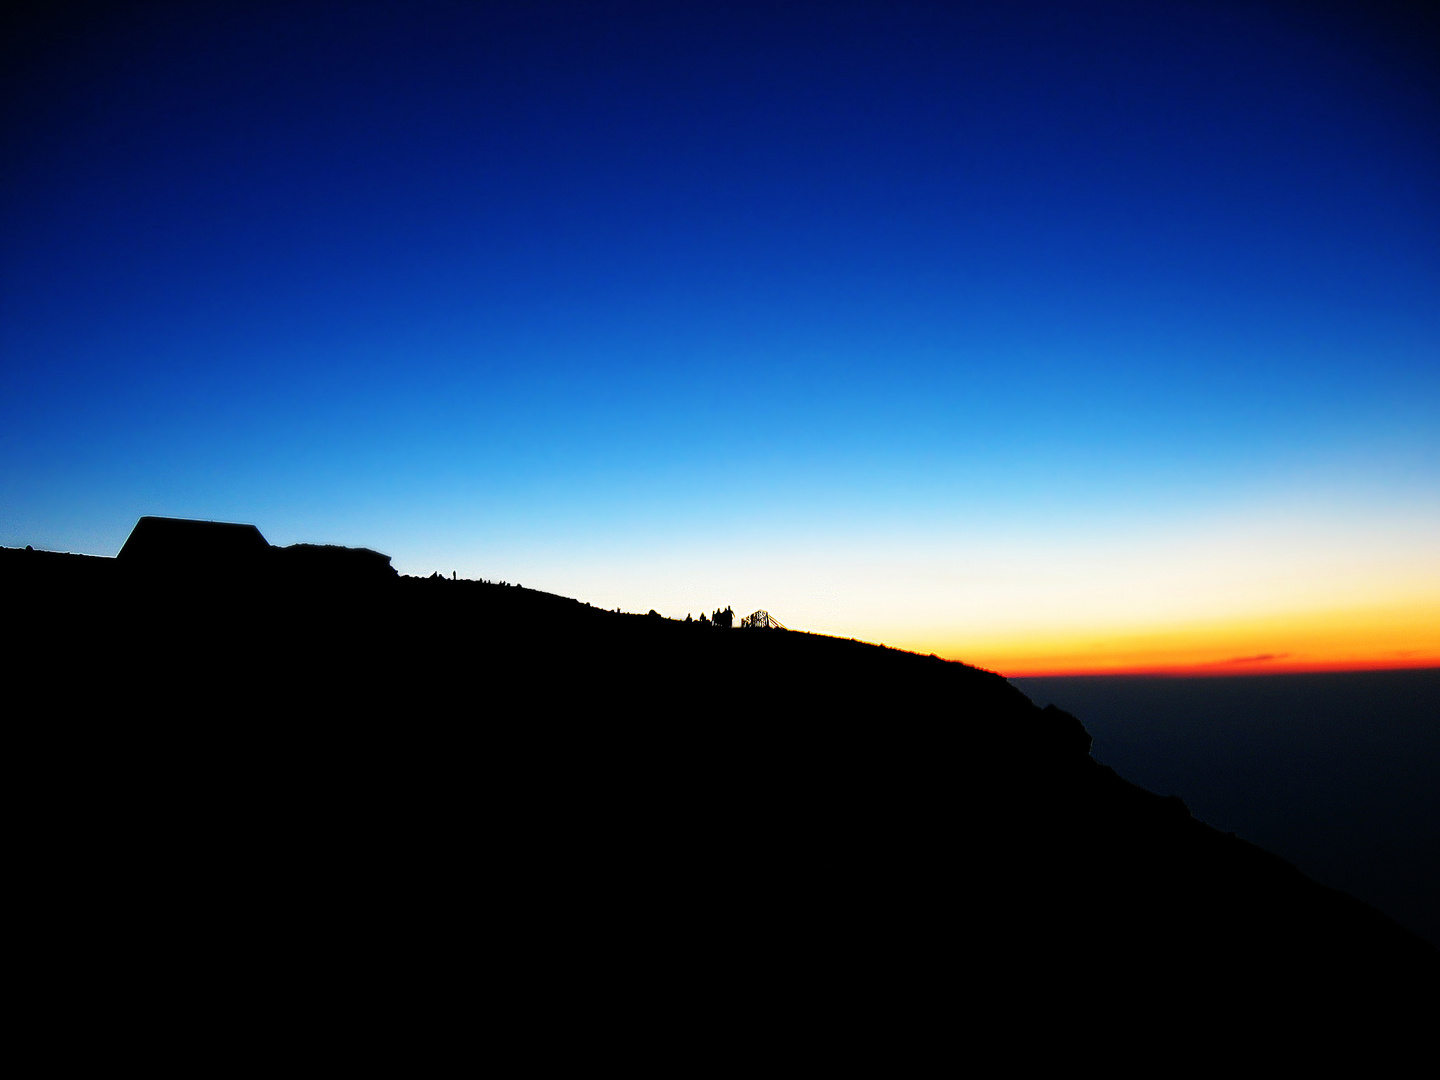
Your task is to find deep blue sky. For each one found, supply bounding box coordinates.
[3,1,1437,669]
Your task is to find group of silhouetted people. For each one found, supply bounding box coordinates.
[682,606,734,628]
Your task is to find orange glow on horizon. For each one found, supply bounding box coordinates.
[994,654,1440,678]
[896,600,1440,679]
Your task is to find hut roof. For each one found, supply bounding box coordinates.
[118,516,270,569]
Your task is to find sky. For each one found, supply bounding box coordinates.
[3,0,1437,675]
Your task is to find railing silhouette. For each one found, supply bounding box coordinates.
[740,609,786,630]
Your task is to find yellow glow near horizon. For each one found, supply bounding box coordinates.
[902,600,1440,676]
[441,491,1440,677]
[717,501,1440,676]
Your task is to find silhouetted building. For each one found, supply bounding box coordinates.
[118,516,270,575]
[115,516,397,585]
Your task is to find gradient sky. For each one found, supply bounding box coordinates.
[3,0,1437,674]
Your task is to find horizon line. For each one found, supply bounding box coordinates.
[1001,658,1440,679]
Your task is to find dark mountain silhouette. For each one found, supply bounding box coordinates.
[6,518,1435,1055]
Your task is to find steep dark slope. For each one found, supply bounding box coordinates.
[5,544,1435,1054]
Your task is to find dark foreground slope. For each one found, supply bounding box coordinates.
[6,546,1436,1057]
